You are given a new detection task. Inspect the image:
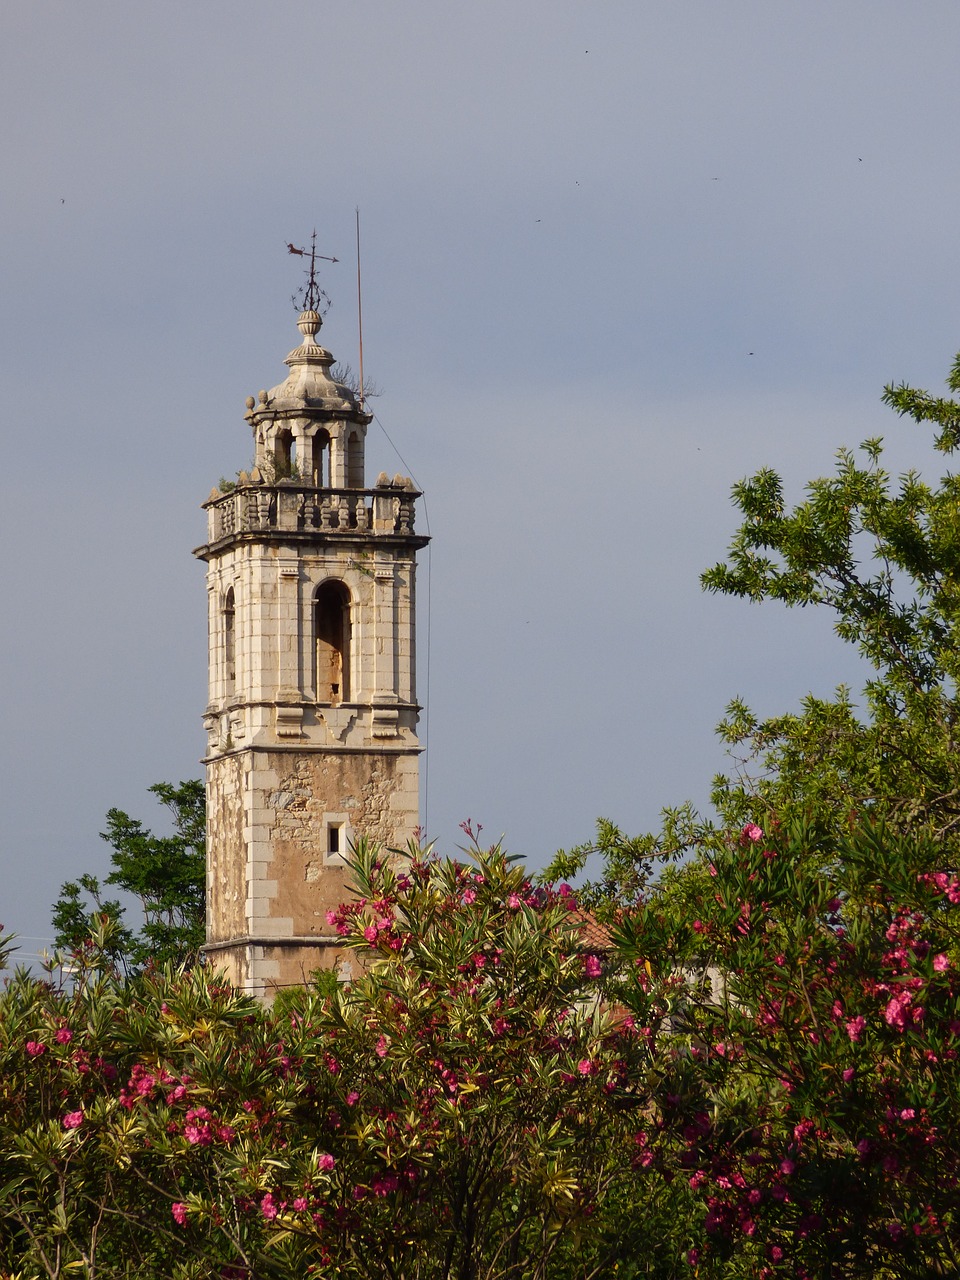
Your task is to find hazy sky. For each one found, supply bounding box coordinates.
[3,1,960,964]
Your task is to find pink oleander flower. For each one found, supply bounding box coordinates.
[54,1027,73,1045]
[375,1035,389,1058]
[461,888,477,905]
[507,894,521,909]
[742,823,763,843]
[318,1152,336,1171]
[884,991,916,1031]
[25,1040,46,1057]
[846,1015,866,1042]
[171,1202,188,1226]
[293,1197,308,1211]
[62,1110,84,1130]
[843,1068,855,1082]
[577,1059,597,1076]
[363,924,378,943]
[584,953,602,978]
[260,1193,278,1220]
[345,1090,359,1106]
[933,953,950,972]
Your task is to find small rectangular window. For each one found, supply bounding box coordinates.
[328,824,341,856]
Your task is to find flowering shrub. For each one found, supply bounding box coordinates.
[0,846,665,1279]
[614,817,960,1277]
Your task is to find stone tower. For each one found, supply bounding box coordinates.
[194,299,428,996]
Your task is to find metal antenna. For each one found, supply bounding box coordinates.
[355,208,365,409]
[287,230,339,316]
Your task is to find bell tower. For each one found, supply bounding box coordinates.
[195,264,428,995]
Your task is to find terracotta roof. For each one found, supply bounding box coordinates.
[564,903,614,951]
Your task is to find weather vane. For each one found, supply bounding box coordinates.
[286,230,339,316]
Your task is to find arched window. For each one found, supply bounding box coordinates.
[274,428,293,478]
[224,587,236,696]
[315,581,351,704]
[346,429,364,488]
[311,430,330,488]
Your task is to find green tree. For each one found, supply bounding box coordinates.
[551,355,960,906]
[703,361,960,846]
[51,780,205,971]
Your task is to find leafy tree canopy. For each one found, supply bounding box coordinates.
[51,780,205,971]
[550,355,960,905]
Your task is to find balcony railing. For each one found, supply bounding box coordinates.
[204,484,419,544]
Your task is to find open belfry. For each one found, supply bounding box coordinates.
[194,245,428,995]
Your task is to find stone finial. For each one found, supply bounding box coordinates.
[297,309,322,343]
[375,471,390,488]
[258,390,269,405]
[245,396,256,410]
[393,473,405,488]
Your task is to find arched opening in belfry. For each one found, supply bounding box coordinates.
[311,429,331,488]
[315,581,351,704]
[274,428,294,479]
[224,587,236,696]
[346,429,364,488]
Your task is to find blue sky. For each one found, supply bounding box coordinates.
[3,1,960,963]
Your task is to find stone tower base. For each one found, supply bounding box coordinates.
[204,745,420,997]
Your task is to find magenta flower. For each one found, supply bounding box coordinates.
[260,1192,278,1220]
[293,1197,308,1212]
[461,888,477,905]
[62,1110,84,1130]
[933,953,950,972]
[318,1152,336,1171]
[345,1090,359,1106]
[25,1040,46,1057]
[584,954,603,978]
[375,1035,389,1058]
[171,1202,188,1226]
[846,1015,866,1042]
[54,1027,73,1045]
[742,823,763,842]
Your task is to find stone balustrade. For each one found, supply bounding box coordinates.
[204,483,419,544]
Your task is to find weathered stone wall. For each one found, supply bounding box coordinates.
[203,744,418,996]
[206,753,246,945]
